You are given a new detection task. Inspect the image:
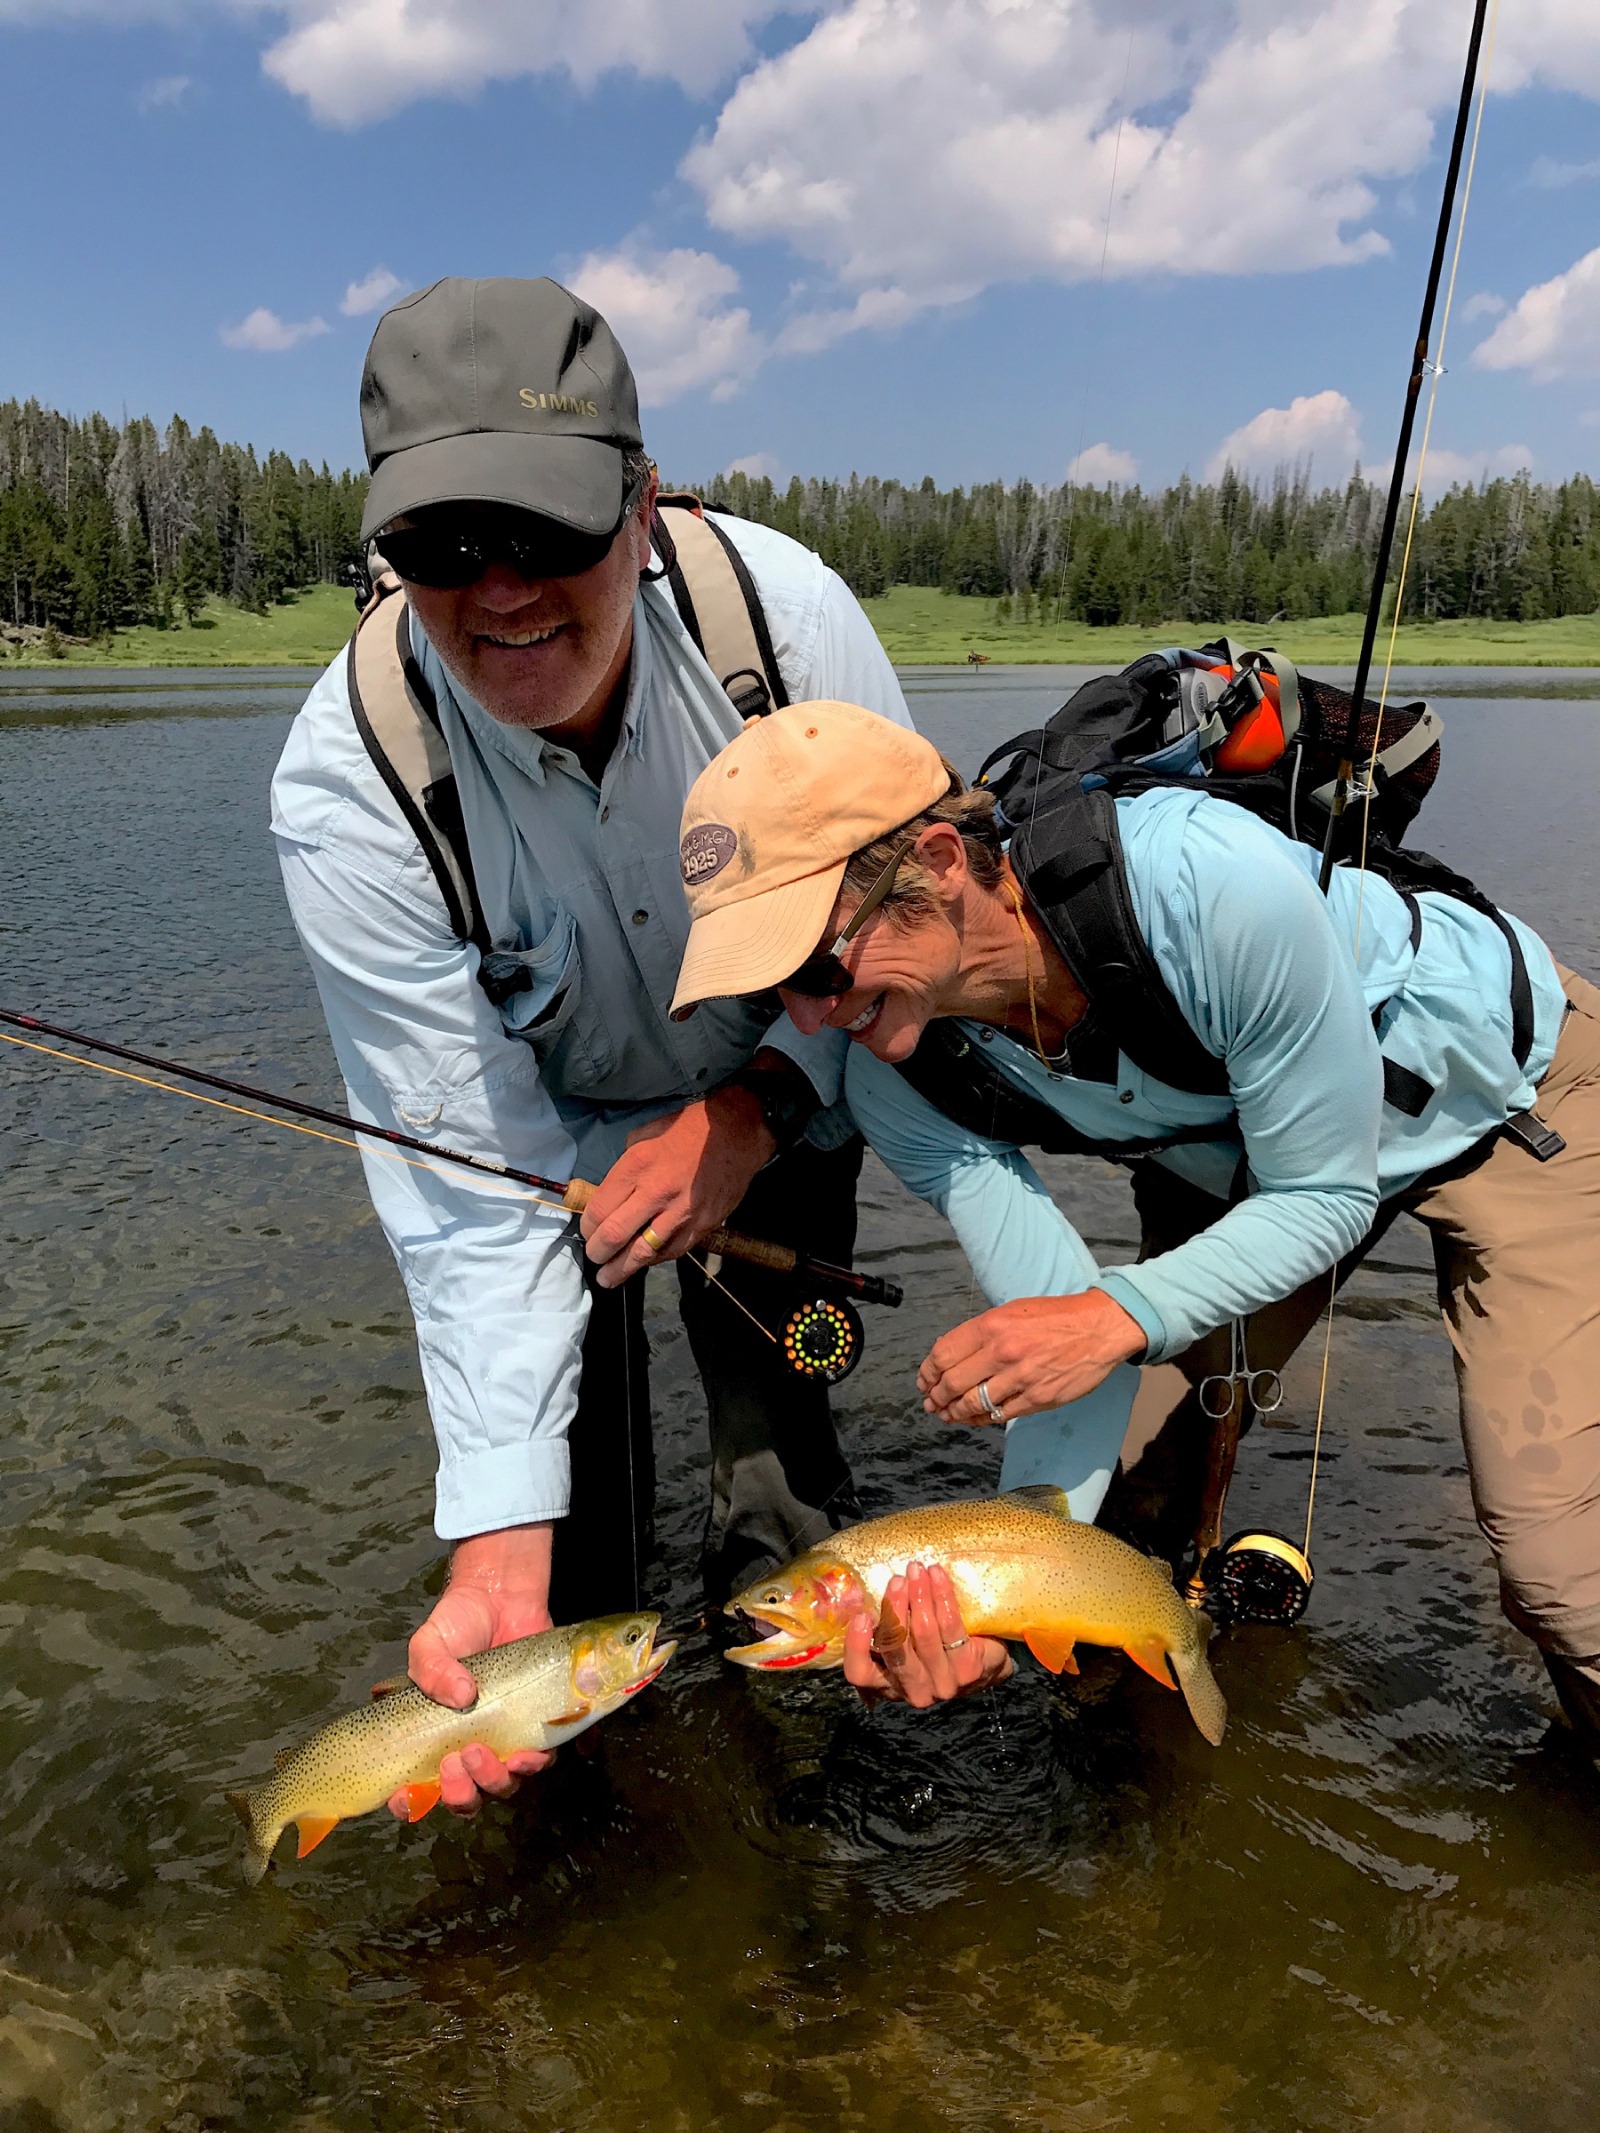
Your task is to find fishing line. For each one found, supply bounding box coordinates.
[0,1025,574,1221]
[1290,0,1499,1585]
[1050,25,1136,626]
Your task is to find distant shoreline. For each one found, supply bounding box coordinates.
[7,580,1600,670]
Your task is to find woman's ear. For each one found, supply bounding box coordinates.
[913,822,969,903]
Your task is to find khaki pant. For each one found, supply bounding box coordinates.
[1111,968,1600,1685]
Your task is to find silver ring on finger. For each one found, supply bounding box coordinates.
[944,1634,969,1650]
[977,1380,1005,1423]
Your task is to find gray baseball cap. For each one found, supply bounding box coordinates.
[359,276,644,543]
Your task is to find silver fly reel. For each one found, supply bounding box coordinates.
[1207,1530,1314,1627]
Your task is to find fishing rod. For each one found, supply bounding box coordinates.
[0,1009,903,1356]
[1195,0,1497,1626]
[1315,0,1492,894]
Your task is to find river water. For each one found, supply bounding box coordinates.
[1,661,1598,2132]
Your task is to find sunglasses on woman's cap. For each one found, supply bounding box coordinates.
[779,840,912,997]
[376,479,646,590]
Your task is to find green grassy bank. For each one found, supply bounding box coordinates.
[5,584,358,668]
[9,579,1600,668]
[858,586,1600,667]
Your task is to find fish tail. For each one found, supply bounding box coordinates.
[226,1788,279,1887]
[1170,1614,1227,1746]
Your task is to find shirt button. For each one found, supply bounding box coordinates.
[1118,1089,1135,1104]
[600,805,610,823]
[631,908,648,926]
[694,1068,707,1081]
[978,1028,994,1044]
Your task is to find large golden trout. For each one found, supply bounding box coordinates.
[725,1488,1225,1743]
[227,1613,674,1883]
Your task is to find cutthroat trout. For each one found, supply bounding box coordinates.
[227,1613,675,1883]
[725,1487,1225,1744]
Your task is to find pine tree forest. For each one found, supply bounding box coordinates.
[3,396,1598,646]
[0,399,367,643]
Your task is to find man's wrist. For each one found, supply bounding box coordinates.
[727,1048,822,1156]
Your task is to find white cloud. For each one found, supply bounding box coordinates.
[1205,390,1363,483]
[1474,247,1600,381]
[1066,442,1137,486]
[220,306,331,352]
[136,73,192,112]
[679,0,1600,345]
[340,264,405,316]
[1419,444,1535,486]
[565,245,764,406]
[725,452,780,479]
[256,0,812,128]
[1528,154,1600,188]
[1462,291,1506,321]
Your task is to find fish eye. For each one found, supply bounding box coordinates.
[626,1627,642,1642]
[759,1589,783,1605]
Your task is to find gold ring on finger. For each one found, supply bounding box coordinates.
[640,1224,668,1254]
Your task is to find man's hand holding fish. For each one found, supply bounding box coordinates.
[391,1526,558,1819]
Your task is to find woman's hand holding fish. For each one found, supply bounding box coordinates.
[843,1562,1013,1708]
[392,1525,558,1820]
[917,1293,1146,1426]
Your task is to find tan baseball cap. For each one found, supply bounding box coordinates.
[671,702,952,1013]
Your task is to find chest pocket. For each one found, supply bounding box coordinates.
[479,908,615,1081]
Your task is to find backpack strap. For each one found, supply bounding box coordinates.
[347,514,791,993]
[348,571,490,958]
[1006,778,1231,1096]
[896,1019,1226,1163]
[655,494,789,720]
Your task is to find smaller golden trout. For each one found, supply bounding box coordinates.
[725,1487,1225,1743]
[227,1613,674,1883]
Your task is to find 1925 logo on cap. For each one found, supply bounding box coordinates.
[680,823,737,886]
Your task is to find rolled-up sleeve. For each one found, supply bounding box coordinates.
[272,708,586,1542]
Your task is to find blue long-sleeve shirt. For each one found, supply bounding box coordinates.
[270,517,911,1541]
[845,784,1566,1518]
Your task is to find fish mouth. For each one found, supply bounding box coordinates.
[623,1635,677,1695]
[722,1607,835,1671]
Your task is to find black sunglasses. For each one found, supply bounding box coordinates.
[377,480,645,590]
[781,839,913,998]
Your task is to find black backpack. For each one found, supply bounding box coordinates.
[896,641,1533,1149]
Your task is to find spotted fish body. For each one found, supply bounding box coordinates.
[226,1613,675,1883]
[725,1487,1226,1744]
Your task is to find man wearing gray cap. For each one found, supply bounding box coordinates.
[271,277,910,1816]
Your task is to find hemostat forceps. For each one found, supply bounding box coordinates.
[1197,1317,1285,1420]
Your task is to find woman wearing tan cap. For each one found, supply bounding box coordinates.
[670,700,1600,1742]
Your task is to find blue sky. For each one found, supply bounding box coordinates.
[2,1,1598,493]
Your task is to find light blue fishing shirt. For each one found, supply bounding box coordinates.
[845,784,1566,1520]
[270,517,910,1541]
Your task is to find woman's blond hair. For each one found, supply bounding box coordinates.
[838,758,1005,924]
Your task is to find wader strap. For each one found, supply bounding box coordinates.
[656,497,789,719]
[348,579,489,954]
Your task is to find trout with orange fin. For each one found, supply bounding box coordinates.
[725,1487,1226,1744]
[226,1613,675,1884]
